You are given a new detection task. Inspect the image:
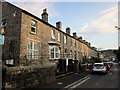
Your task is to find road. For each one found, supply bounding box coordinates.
[30,63,120,89]
[74,63,119,89]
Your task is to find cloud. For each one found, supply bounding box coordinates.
[7,1,58,18]
[78,5,118,49]
[79,5,118,36]
[91,6,118,33]
[80,23,88,33]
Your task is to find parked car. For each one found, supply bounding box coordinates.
[92,63,107,74]
[118,61,120,65]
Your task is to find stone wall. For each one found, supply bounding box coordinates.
[2,63,56,89]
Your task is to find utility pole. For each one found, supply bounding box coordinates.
[115,26,120,48]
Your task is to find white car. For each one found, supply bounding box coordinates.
[92,63,107,74]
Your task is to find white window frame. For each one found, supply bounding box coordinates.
[31,20,37,34]
[49,46,60,59]
[51,29,55,40]
[58,32,60,42]
[1,19,7,27]
[64,35,67,44]
[27,41,39,59]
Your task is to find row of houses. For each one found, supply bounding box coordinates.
[0,2,98,88]
[1,2,98,67]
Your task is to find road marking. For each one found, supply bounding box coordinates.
[58,82,63,85]
[63,75,90,89]
[75,73,78,74]
[70,77,90,89]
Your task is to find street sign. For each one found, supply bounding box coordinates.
[0,35,4,45]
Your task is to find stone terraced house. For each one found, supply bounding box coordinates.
[0,1,98,88]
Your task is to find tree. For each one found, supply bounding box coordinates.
[117,47,120,61]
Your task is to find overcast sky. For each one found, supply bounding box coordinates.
[5,0,119,50]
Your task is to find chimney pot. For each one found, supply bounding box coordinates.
[66,27,71,35]
[73,32,77,37]
[56,21,62,30]
[41,8,48,22]
[78,36,82,40]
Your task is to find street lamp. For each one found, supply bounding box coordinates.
[115,25,120,53]
[115,25,120,31]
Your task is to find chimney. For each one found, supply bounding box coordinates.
[83,40,86,43]
[86,42,89,46]
[88,43,91,46]
[73,32,77,38]
[41,8,48,22]
[66,27,71,35]
[56,21,62,30]
[78,36,82,40]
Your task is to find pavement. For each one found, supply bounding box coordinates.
[56,72,74,79]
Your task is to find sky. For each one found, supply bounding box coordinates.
[3,0,119,50]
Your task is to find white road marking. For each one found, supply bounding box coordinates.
[63,75,90,89]
[58,82,63,85]
[75,73,78,74]
[70,77,90,89]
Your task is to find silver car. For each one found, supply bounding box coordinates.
[92,63,107,74]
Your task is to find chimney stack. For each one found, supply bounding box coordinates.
[73,32,77,38]
[41,8,48,22]
[88,43,91,46]
[78,36,82,40]
[66,27,71,35]
[56,21,62,30]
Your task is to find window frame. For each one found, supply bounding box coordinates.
[58,32,61,42]
[31,20,37,34]
[51,29,55,40]
[49,46,60,59]
[27,41,39,59]
[64,35,67,44]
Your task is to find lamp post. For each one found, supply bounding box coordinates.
[115,26,120,48]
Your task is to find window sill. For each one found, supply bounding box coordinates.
[30,32,37,35]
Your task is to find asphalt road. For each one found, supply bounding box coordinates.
[74,63,120,89]
[30,63,120,90]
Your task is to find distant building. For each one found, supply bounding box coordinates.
[102,49,117,61]
[98,51,104,61]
